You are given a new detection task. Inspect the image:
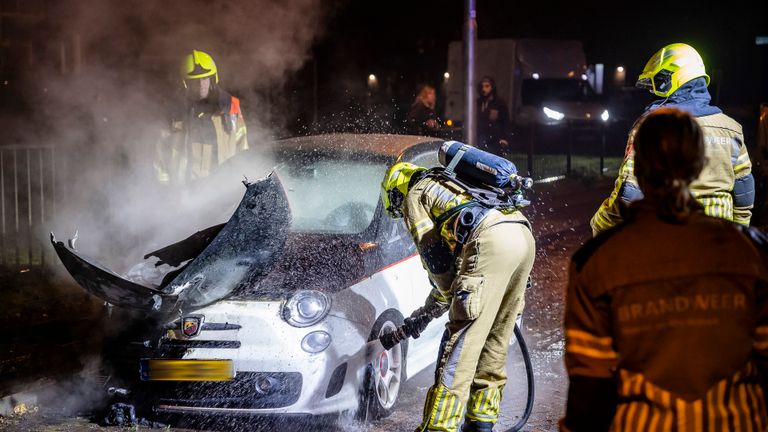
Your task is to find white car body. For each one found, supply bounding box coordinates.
[52,134,451,418]
[153,255,445,416]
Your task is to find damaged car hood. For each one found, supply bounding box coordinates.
[51,173,291,314]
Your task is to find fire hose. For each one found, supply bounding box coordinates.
[377,320,534,432]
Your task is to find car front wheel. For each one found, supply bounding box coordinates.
[359,310,407,420]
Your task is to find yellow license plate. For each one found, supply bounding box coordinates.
[140,359,234,381]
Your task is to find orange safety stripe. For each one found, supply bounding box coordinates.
[229,96,241,115]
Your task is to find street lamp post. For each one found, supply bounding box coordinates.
[463,0,477,146]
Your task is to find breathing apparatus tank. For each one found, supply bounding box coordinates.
[437,141,533,206]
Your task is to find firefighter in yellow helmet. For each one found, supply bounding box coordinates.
[562,108,768,431]
[591,43,754,235]
[154,50,248,184]
[381,160,535,432]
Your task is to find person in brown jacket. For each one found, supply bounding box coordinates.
[562,107,768,431]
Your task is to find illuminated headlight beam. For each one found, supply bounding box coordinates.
[543,107,565,121]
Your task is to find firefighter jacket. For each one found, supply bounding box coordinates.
[563,202,768,432]
[591,79,754,235]
[155,88,248,184]
[403,175,529,314]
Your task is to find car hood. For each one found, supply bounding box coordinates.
[232,232,367,300]
[51,173,291,314]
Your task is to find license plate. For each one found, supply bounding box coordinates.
[140,359,234,381]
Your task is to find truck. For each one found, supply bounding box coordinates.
[444,38,609,128]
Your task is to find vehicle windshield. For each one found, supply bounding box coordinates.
[272,150,390,234]
[521,78,596,106]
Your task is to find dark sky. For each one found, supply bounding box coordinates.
[3,0,763,135]
[310,0,768,111]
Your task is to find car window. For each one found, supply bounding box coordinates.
[274,153,389,234]
[408,150,441,168]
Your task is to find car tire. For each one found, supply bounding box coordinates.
[358,309,408,421]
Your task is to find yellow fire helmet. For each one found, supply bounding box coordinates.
[182,50,218,85]
[381,162,427,218]
[636,43,709,98]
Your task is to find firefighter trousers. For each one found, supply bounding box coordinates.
[416,214,536,431]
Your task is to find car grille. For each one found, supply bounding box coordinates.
[152,372,302,409]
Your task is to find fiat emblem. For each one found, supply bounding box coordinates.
[182,316,203,337]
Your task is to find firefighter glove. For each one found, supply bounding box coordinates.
[380,327,406,350]
[403,314,431,339]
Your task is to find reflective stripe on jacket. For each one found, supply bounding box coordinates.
[591,112,753,235]
[403,176,529,306]
[155,93,248,184]
[565,206,768,431]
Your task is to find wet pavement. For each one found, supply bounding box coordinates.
[0,177,612,432]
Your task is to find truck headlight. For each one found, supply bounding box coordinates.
[282,290,330,327]
[543,107,565,121]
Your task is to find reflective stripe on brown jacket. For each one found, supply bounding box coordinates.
[565,205,768,431]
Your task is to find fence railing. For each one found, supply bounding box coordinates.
[0,145,56,268]
[503,120,629,180]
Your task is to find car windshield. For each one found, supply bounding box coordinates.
[272,150,390,234]
[521,78,596,106]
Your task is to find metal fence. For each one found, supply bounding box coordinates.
[0,145,56,268]
[504,120,629,180]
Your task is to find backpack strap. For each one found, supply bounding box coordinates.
[443,144,470,177]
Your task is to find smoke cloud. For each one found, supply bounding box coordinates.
[34,0,335,272]
[0,0,336,420]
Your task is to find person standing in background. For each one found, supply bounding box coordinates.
[476,76,511,157]
[155,50,248,185]
[406,84,442,137]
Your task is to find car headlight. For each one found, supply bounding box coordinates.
[282,290,330,327]
[601,110,610,122]
[543,106,565,121]
[301,331,332,353]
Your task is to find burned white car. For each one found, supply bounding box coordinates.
[51,134,450,419]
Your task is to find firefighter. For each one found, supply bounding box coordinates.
[562,108,768,431]
[591,43,754,235]
[381,161,536,432]
[154,50,248,184]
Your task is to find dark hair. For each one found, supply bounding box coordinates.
[634,107,704,222]
[477,76,496,96]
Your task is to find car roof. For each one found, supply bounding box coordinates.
[276,133,444,158]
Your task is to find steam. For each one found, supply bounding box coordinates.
[37,0,335,271]
[0,0,336,423]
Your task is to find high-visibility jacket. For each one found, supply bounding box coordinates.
[591,112,753,235]
[563,204,768,431]
[155,89,248,184]
[403,175,528,311]
[403,174,535,432]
